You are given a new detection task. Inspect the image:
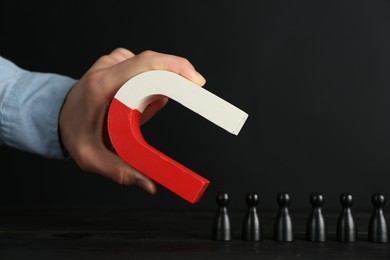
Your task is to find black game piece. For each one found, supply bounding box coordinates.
[368,193,388,243]
[242,192,261,241]
[212,192,232,241]
[306,193,327,242]
[274,192,294,242]
[337,193,357,242]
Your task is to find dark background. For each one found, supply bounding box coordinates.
[1,0,390,212]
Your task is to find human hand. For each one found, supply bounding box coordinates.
[59,48,206,194]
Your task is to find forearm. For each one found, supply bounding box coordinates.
[0,56,77,159]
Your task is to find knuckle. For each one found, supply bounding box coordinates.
[137,50,158,63]
[113,47,126,53]
[83,72,105,94]
[113,47,129,54]
[73,148,94,172]
[96,54,114,65]
[113,167,126,185]
[112,166,138,186]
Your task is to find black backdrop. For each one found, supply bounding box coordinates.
[1,0,390,212]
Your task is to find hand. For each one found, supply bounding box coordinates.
[59,48,206,194]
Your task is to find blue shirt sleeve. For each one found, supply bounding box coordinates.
[0,55,77,159]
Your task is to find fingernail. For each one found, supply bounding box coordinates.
[137,180,152,194]
[193,70,206,83]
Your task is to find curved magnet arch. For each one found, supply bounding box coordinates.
[107,70,248,203]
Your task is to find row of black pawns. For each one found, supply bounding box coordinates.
[212,192,388,243]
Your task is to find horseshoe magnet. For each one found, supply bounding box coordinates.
[107,70,248,203]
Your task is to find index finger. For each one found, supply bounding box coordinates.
[103,50,206,93]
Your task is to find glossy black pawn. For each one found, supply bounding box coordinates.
[306,193,327,242]
[368,193,388,243]
[212,192,232,241]
[337,193,357,242]
[274,192,294,242]
[242,192,261,241]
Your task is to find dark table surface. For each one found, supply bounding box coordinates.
[0,207,389,260]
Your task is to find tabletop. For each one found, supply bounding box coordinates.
[0,207,389,260]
